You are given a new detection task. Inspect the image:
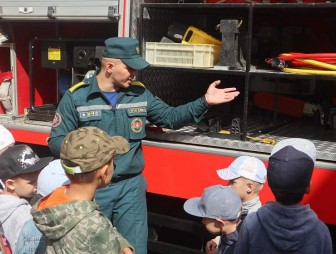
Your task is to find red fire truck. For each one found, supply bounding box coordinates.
[0,0,335,252]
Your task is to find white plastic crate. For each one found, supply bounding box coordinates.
[145,42,215,68]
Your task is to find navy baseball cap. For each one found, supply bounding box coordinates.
[102,37,150,70]
[268,138,316,194]
[183,185,242,220]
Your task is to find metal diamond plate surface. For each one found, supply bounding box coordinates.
[145,125,336,163]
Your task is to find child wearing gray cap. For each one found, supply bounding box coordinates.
[234,138,333,254]
[184,185,242,254]
[207,156,267,253]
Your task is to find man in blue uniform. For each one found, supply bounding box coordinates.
[48,37,240,254]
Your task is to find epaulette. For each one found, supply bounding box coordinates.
[131,81,145,87]
[69,82,87,93]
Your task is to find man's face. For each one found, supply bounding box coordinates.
[13,171,40,198]
[111,60,138,89]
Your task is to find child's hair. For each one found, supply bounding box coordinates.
[272,191,305,205]
[241,177,264,193]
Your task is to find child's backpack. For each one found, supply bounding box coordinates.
[0,228,12,254]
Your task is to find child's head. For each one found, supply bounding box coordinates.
[0,125,15,154]
[60,126,130,187]
[268,138,316,205]
[184,185,242,235]
[216,156,267,202]
[0,145,53,198]
[37,159,70,197]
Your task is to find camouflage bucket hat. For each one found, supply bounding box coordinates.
[60,126,130,174]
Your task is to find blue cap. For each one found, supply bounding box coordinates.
[102,37,150,70]
[217,156,267,184]
[268,138,316,194]
[183,185,242,220]
[37,159,70,197]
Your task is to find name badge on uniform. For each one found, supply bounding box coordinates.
[79,110,101,119]
[127,107,146,114]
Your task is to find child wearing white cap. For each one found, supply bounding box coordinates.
[0,125,15,154]
[206,156,267,254]
[0,125,15,191]
[184,185,242,254]
[217,156,267,215]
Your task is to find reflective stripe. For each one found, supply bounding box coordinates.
[77,105,112,112]
[76,102,147,111]
[117,102,147,109]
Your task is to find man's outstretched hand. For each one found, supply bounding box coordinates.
[205,80,240,105]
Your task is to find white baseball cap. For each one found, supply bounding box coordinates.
[217,156,267,184]
[0,125,15,152]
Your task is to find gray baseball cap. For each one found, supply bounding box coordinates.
[183,185,242,220]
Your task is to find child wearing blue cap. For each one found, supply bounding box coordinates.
[184,185,242,254]
[207,156,267,253]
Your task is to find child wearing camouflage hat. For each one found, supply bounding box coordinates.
[31,126,134,254]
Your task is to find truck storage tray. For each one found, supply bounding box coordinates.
[27,104,57,122]
[145,118,336,162]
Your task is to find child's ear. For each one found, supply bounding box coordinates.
[5,178,16,191]
[305,181,312,194]
[215,218,226,227]
[99,165,108,179]
[246,182,253,194]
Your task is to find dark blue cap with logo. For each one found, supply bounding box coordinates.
[102,37,150,70]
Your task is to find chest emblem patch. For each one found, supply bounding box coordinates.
[52,112,62,128]
[131,118,143,133]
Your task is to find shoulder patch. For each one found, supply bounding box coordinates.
[69,81,86,93]
[52,112,62,128]
[131,81,145,88]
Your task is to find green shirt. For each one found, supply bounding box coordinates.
[48,70,208,179]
